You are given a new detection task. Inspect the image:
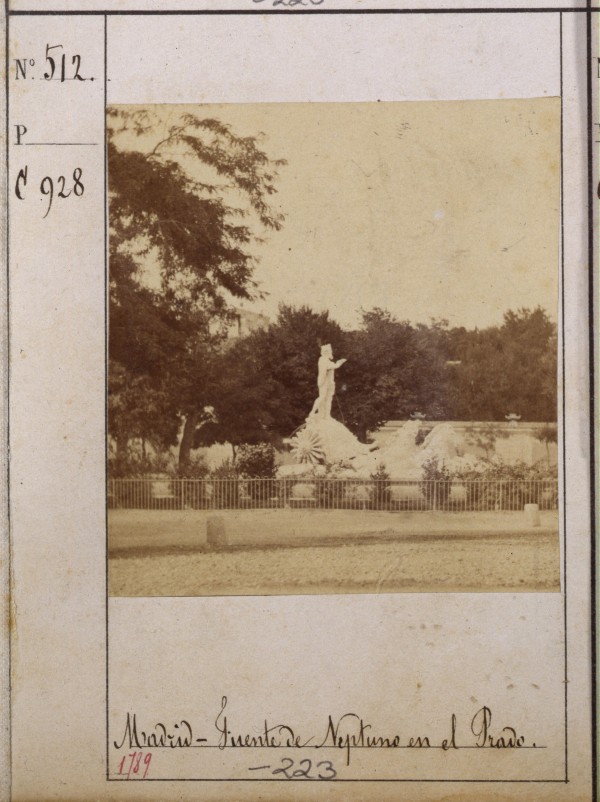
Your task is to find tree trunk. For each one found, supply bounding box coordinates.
[179,411,199,474]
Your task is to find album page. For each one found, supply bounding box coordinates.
[3,0,597,800]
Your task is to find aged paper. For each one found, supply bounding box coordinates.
[4,1,597,800]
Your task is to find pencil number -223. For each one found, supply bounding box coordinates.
[15,166,84,218]
[250,757,337,780]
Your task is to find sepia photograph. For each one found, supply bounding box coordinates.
[107,100,560,596]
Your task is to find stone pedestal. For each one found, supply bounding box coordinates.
[207,515,228,547]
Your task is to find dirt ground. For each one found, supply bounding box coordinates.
[108,510,560,596]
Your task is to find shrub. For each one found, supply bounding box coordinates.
[237,443,277,479]
[464,423,508,460]
[370,464,391,509]
[312,463,347,509]
[235,444,277,505]
[453,458,557,510]
[211,458,239,479]
[420,456,452,509]
[209,458,239,508]
[108,448,171,479]
[174,453,209,479]
[535,425,558,467]
[172,455,210,508]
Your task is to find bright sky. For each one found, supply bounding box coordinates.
[115,99,560,330]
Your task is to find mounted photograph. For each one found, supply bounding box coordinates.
[107,100,560,596]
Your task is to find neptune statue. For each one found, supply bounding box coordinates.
[308,344,347,420]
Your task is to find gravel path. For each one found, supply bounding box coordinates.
[109,532,559,596]
[109,508,558,552]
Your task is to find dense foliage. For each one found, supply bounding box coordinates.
[236,444,277,479]
[195,304,557,448]
[108,108,286,471]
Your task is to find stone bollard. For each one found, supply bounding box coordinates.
[207,516,228,547]
[524,503,541,527]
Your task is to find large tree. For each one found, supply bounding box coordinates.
[340,309,450,439]
[107,108,286,471]
[445,307,557,421]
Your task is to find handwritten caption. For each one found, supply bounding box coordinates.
[112,696,543,779]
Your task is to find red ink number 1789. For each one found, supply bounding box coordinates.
[117,751,152,780]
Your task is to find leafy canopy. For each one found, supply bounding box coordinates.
[108,108,286,461]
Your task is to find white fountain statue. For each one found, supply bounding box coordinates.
[287,345,372,466]
[284,345,484,478]
[308,344,346,420]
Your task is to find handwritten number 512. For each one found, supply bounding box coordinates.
[44,44,86,82]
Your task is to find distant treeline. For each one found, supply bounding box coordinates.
[109,303,556,473]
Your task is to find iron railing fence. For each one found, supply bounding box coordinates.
[108,477,558,513]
